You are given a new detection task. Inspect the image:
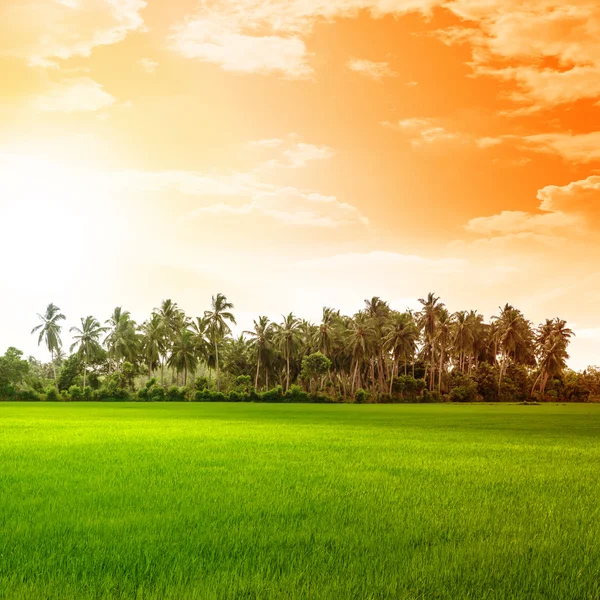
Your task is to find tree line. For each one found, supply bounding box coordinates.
[1,293,599,403]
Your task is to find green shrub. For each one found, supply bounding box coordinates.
[354,388,370,404]
[45,387,59,402]
[285,384,309,403]
[68,385,83,402]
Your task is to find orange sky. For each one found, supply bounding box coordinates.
[2,0,600,369]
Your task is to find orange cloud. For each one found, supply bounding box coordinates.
[347,58,397,81]
[34,77,115,112]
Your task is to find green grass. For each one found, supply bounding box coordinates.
[1,403,599,599]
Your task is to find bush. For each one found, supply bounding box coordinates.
[194,376,210,391]
[45,387,59,402]
[166,386,184,402]
[285,384,309,403]
[68,385,83,402]
[260,386,284,403]
[354,388,370,404]
[449,383,477,403]
[16,389,40,402]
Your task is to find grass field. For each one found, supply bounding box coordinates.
[0,403,599,599]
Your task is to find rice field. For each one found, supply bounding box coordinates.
[0,402,599,599]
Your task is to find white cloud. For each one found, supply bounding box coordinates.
[0,0,146,67]
[465,176,600,239]
[34,77,115,112]
[170,0,439,77]
[192,187,369,228]
[138,57,158,73]
[523,132,600,163]
[347,58,397,81]
[437,1,600,111]
[169,19,312,78]
[381,118,459,146]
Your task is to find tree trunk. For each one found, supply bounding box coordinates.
[286,353,290,392]
[83,361,87,390]
[255,355,261,390]
[215,340,220,392]
[52,350,58,393]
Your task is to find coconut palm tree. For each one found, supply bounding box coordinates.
[105,307,139,371]
[70,316,107,389]
[140,313,165,378]
[204,293,236,392]
[31,303,66,392]
[168,327,197,386]
[347,313,376,394]
[417,293,444,391]
[273,313,301,392]
[532,318,574,395]
[383,312,419,394]
[244,316,273,390]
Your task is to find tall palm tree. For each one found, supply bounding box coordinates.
[492,304,535,387]
[532,318,574,395]
[140,313,165,378]
[383,312,419,394]
[245,316,273,390]
[435,308,452,393]
[417,293,444,391]
[105,307,139,371]
[168,327,198,386]
[347,313,376,394]
[204,293,236,392]
[31,303,66,392]
[70,316,107,389]
[273,313,301,392]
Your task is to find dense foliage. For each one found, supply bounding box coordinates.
[2,293,599,403]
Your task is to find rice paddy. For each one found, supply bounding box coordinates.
[1,403,599,599]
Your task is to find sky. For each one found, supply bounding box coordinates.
[2,0,600,369]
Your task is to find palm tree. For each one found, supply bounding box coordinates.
[140,313,165,378]
[492,304,535,387]
[347,313,376,394]
[70,316,107,389]
[532,318,574,395]
[435,308,452,393]
[204,294,236,392]
[245,316,273,390]
[383,312,419,394]
[105,307,139,370]
[168,327,198,386]
[31,303,66,392]
[273,313,301,392]
[417,293,444,391]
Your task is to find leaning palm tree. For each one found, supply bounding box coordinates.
[204,294,236,392]
[32,303,66,392]
[532,318,574,395]
[70,316,107,389]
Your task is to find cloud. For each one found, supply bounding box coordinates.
[437,1,600,111]
[465,176,600,239]
[170,0,439,77]
[191,187,369,228]
[381,118,459,146]
[347,58,397,81]
[138,57,158,73]
[522,132,600,163]
[34,77,115,112]
[251,137,334,168]
[0,0,146,67]
[169,19,311,78]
